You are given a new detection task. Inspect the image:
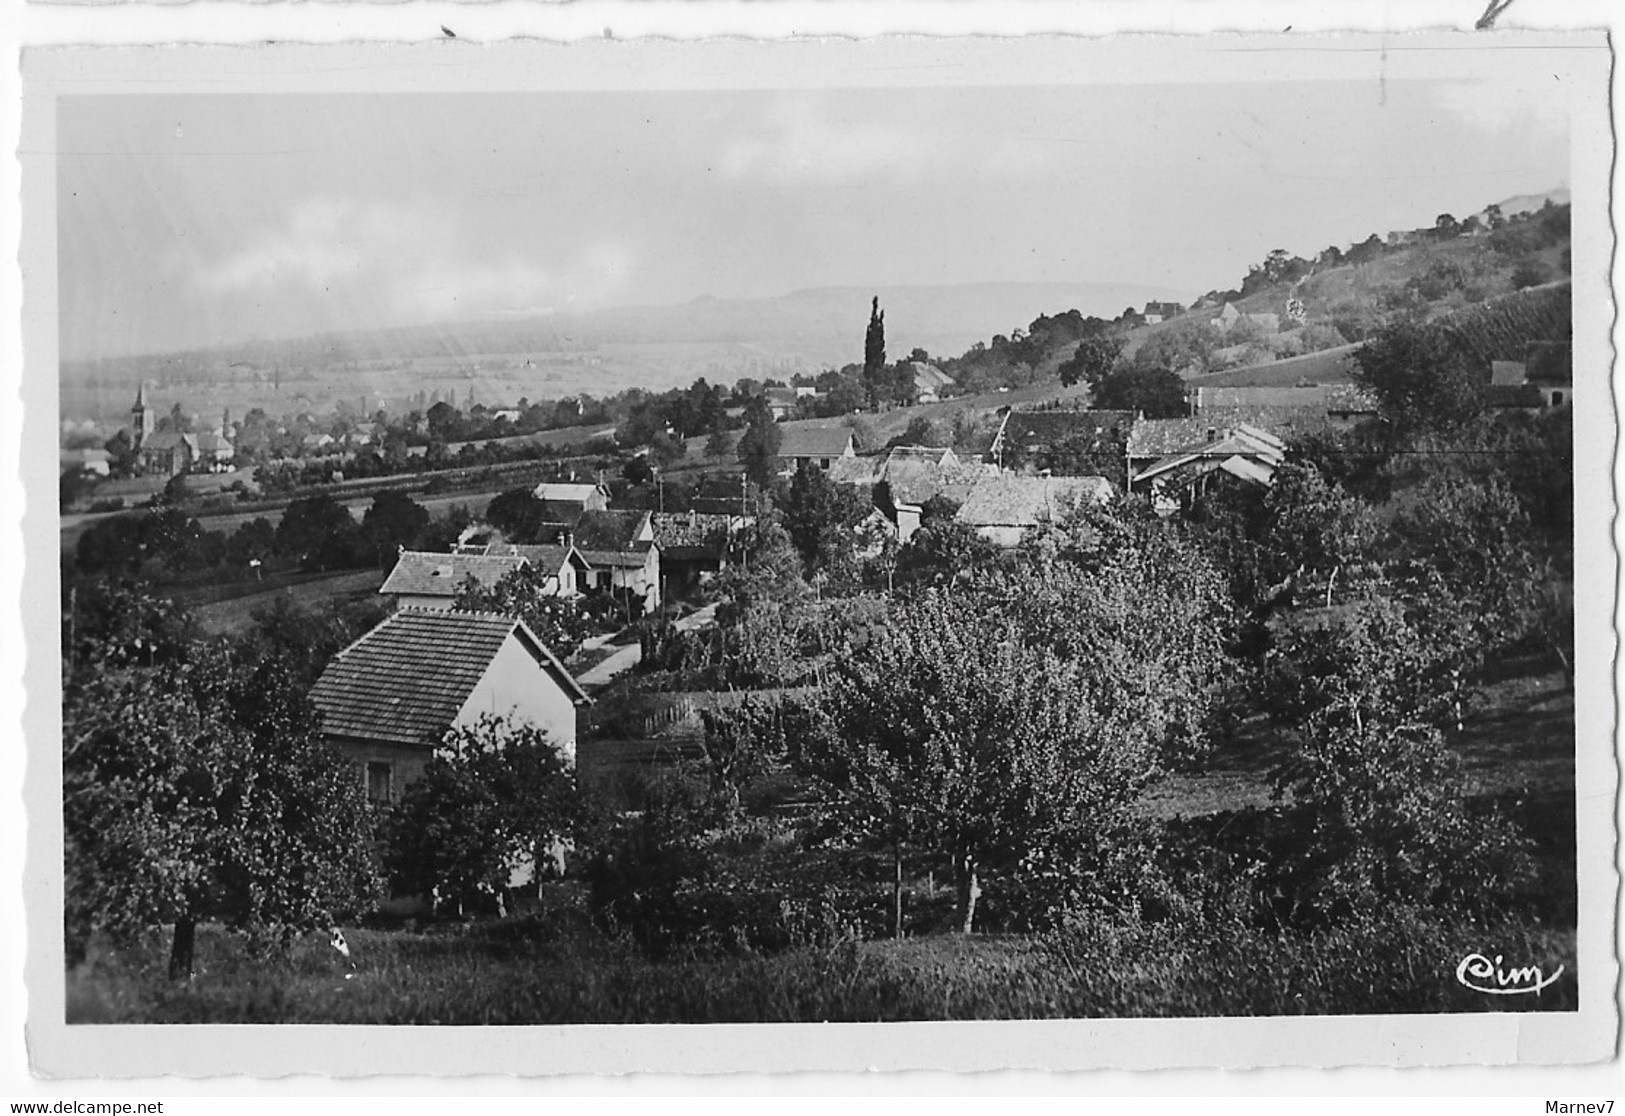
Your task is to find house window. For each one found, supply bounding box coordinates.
[1551,391,1565,406]
[366,762,393,805]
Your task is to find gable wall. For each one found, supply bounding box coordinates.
[456,633,581,765]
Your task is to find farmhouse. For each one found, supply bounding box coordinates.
[1128,421,1287,513]
[954,474,1114,547]
[829,445,991,506]
[1488,341,1573,410]
[310,608,591,806]
[777,427,857,473]
[650,510,739,599]
[380,550,528,610]
[570,509,662,613]
[1141,300,1186,324]
[907,361,956,404]
[481,542,593,597]
[1210,302,1281,334]
[531,481,611,514]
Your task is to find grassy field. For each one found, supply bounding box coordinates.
[188,568,388,636]
[66,891,1575,1024]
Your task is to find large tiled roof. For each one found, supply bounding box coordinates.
[650,511,734,551]
[141,431,198,452]
[1188,384,1377,412]
[1128,410,1314,459]
[996,410,1136,455]
[955,474,1114,529]
[572,509,651,553]
[309,609,589,747]
[778,426,854,459]
[380,550,526,598]
[483,542,583,571]
[532,482,607,505]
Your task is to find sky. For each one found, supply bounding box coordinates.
[56,76,1570,363]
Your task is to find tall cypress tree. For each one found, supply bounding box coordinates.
[862,296,887,409]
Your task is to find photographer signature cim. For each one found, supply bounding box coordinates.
[1456,953,1565,996]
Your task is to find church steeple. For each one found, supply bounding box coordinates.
[131,382,154,445]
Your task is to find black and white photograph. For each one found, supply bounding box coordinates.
[16,29,1616,1077]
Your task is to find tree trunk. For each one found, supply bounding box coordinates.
[1325,564,1339,609]
[892,844,904,940]
[169,918,196,981]
[956,855,981,935]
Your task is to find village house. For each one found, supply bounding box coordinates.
[650,510,740,599]
[1209,302,1281,334]
[954,474,1115,547]
[309,608,592,807]
[1127,418,1288,513]
[907,361,956,404]
[765,387,802,421]
[379,550,529,610]
[1141,300,1186,324]
[531,481,611,517]
[777,426,857,474]
[1489,341,1573,410]
[829,444,991,507]
[475,541,594,598]
[568,509,662,614]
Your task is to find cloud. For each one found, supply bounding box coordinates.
[718,99,939,184]
[1431,80,1568,137]
[190,196,557,322]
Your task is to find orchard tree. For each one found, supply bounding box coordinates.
[64,647,381,977]
[1264,463,1380,607]
[453,566,594,659]
[383,716,581,915]
[812,589,1171,933]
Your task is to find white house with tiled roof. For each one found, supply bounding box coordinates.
[379,550,529,610]
[310,608,591,806]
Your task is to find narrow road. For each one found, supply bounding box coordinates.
[574,601,720,691]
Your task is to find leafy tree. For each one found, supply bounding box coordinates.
[894,520,998,590]
[811,588,1169,933]
[697,698,785,818]
[1091,365,1188,418]
[1263,463,1380,606]
[103,429,139,478]
[780,463,871,576]
[1262,597,1534,922]
[485,487,555,544]
[735,395,783,489]
[64,647,381,976]
[383,716,580,916]
[275,494,365,572]
[1434,212,1460,240]
[1057,333,1125,390]
[453,565,594,659]
[1351,321,1485,434]
[361,491,430,566]
[704,422,734,459]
